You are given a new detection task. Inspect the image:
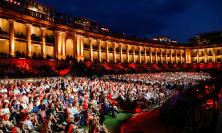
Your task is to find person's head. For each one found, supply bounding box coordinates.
[49,103,54,109]
[2,114,8,121]
[34,101,38,106]
[66,116,74,123]
[24,114,30,120]
[2,102,9,108]
[68,103,72,108]
[12,100,18,105]
[40,99,43,104]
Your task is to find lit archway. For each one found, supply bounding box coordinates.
[65,38,76,58]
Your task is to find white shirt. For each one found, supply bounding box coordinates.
[21,95,29,104]
[0,88,7,93]
[21,103,28,109]
[24,120,34,130]
[1,108,10,115]
[144,93,151,101]
[13,89,20,95]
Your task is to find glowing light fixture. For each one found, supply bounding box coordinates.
[28,7,38,12]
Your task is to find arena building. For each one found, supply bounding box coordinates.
[0,0,222,65]
[0,1,222,133]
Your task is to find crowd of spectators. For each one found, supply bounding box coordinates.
[0,72,211,133]
[105,72,212,89]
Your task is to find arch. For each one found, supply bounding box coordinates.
[65,38,76,58]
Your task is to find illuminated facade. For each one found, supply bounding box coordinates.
[0,0,222,64]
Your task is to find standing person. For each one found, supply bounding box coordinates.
[60,79,65,91]
[110,103,118,118]
[99,92,105,104]
[99,101,105,125]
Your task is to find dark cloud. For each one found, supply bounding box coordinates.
[38,0,222,42]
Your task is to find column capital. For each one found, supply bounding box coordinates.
[41,27,46,37]
[97,39,102,44]
[26,23,32,27]
[40,27,46,35]
[119,43,124,46]
[75,34,81,37]
[56,31,66,35]
[113,42,117,49]
[61,32,66,36]
[88,37,94,41]
[40,27,46,30]
[107,41,111,44]
[8,19,14,23]
[105,41,109,46]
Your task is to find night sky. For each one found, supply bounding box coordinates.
[38,0,222,43]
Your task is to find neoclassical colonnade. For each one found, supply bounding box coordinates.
[8,19,49,58]
[54,33,187,63]
[4,19,222,64]
[193,48,221,63]
[1,0,222,65]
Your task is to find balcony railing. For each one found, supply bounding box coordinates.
[15,32,26,39]
[31,34,41,42]
[46,35,54,44]
[0,27,8,36]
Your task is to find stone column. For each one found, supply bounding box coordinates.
[165,49,168,63]
[120,43,123,63]
[196,50,199,63]
[89,38,93,62]
[144,47,147,63]
[221,48,222,62]
[41,27,46,58]
[170,49,172,63]
[175,50,177,63]
[139,46,141,63]
[133,45,136,63]
[155,48,158,63]
[62,32,66,58]
[80,36,84,61]
[185,49,191,64]
[150,48,153,63]
[160,49,163,63]
[98,40,101,62]
[113,42,117,63]
[76,35,81,62]
[56,31,64,59]
[212,49,216,63]
[127,44,129,63]
[106,42,109,62]
[54,31,58,58]
[9,20,15,56]
[26,24,32,57]
[180,50,183,63]
[204,49,207,63]
[72,35,76,58]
